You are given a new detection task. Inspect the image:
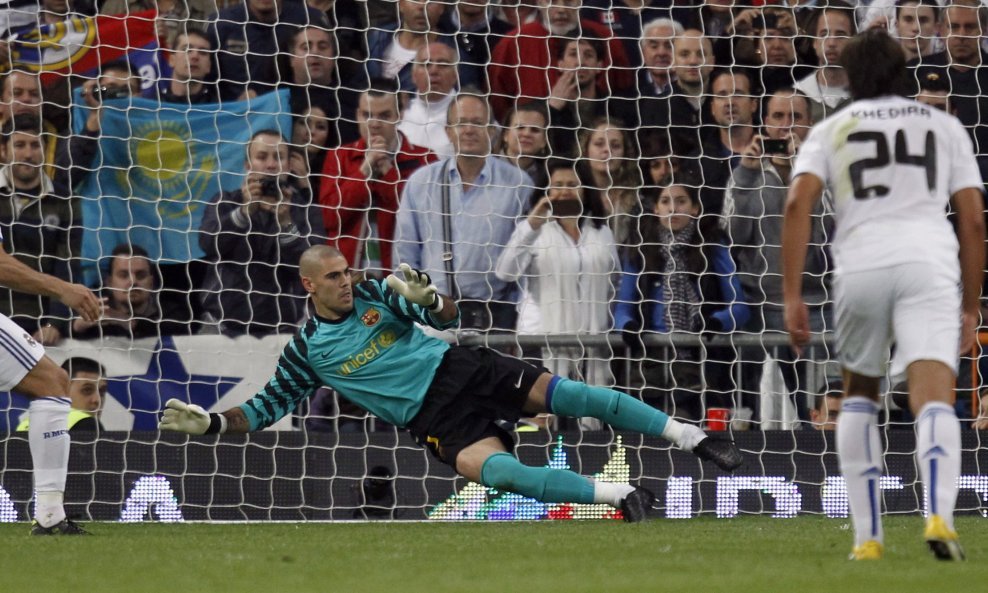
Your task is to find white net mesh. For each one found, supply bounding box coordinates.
[0,0,986,522]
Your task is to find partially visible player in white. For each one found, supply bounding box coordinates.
[0,239,101,534]
[783,29,984,561]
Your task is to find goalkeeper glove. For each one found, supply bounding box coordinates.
[386,263,443,312]
[158,398,227,435]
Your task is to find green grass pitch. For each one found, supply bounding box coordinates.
[2,516,986,592]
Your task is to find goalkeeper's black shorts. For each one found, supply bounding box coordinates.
[407,345,546,468]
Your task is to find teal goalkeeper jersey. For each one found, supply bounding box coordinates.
[238,279,459,431]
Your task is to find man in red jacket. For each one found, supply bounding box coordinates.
[488,0,632,122]
[319,79,436,277]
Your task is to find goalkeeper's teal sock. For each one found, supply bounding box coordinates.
[546,377,699,448]
[480,452,596,504]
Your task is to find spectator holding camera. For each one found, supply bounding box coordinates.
[750,7,812,95]
[70,61,143,191]
[78,61,142,134]
[199,130,321,337]
[723,88,833,424]
[495,159,618,390]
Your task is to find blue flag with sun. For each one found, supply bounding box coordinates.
[75,90,291,284]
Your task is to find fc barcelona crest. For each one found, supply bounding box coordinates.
[361,308,381,327]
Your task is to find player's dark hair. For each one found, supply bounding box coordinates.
[1,113,43,143]
[840,30,910,100]
[61,357,107,380]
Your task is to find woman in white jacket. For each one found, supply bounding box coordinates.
[495,160,620,404]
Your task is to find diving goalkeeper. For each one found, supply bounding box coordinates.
[159,245,743,521]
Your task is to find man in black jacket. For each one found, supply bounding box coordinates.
[199,129,324,337]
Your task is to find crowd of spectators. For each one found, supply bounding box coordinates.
[2,0,987,429]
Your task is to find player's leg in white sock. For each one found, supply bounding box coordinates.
[592,480,636,507]
[837,396,883,547]
[28,397,71,527]
[916,401,961,529]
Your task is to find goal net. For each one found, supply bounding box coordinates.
[0,0,987,522]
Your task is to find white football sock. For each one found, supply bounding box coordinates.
[592,480,636,507]
[665,420,706,451]
[29,397,70,527]
[916,401,961,530]
[836,397,883,547]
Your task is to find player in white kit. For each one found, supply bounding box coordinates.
[0,232,101,534]
[783,30,984,561]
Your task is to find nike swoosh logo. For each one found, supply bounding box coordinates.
[513,372,524,389]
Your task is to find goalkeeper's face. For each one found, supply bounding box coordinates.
[302,254,354,320]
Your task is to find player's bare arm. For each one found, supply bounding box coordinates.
[0,245,101,321]
[950,186,986,353]
[781,172,825,352]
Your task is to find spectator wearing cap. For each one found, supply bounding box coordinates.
[915,71,953,114]
[909,0,988,178]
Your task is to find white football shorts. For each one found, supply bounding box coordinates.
[833,262,961,377]
[0,313,44,391]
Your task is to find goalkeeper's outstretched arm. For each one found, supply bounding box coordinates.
[160,332,321,435]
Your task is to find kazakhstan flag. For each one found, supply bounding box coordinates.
[76,90,291,285]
